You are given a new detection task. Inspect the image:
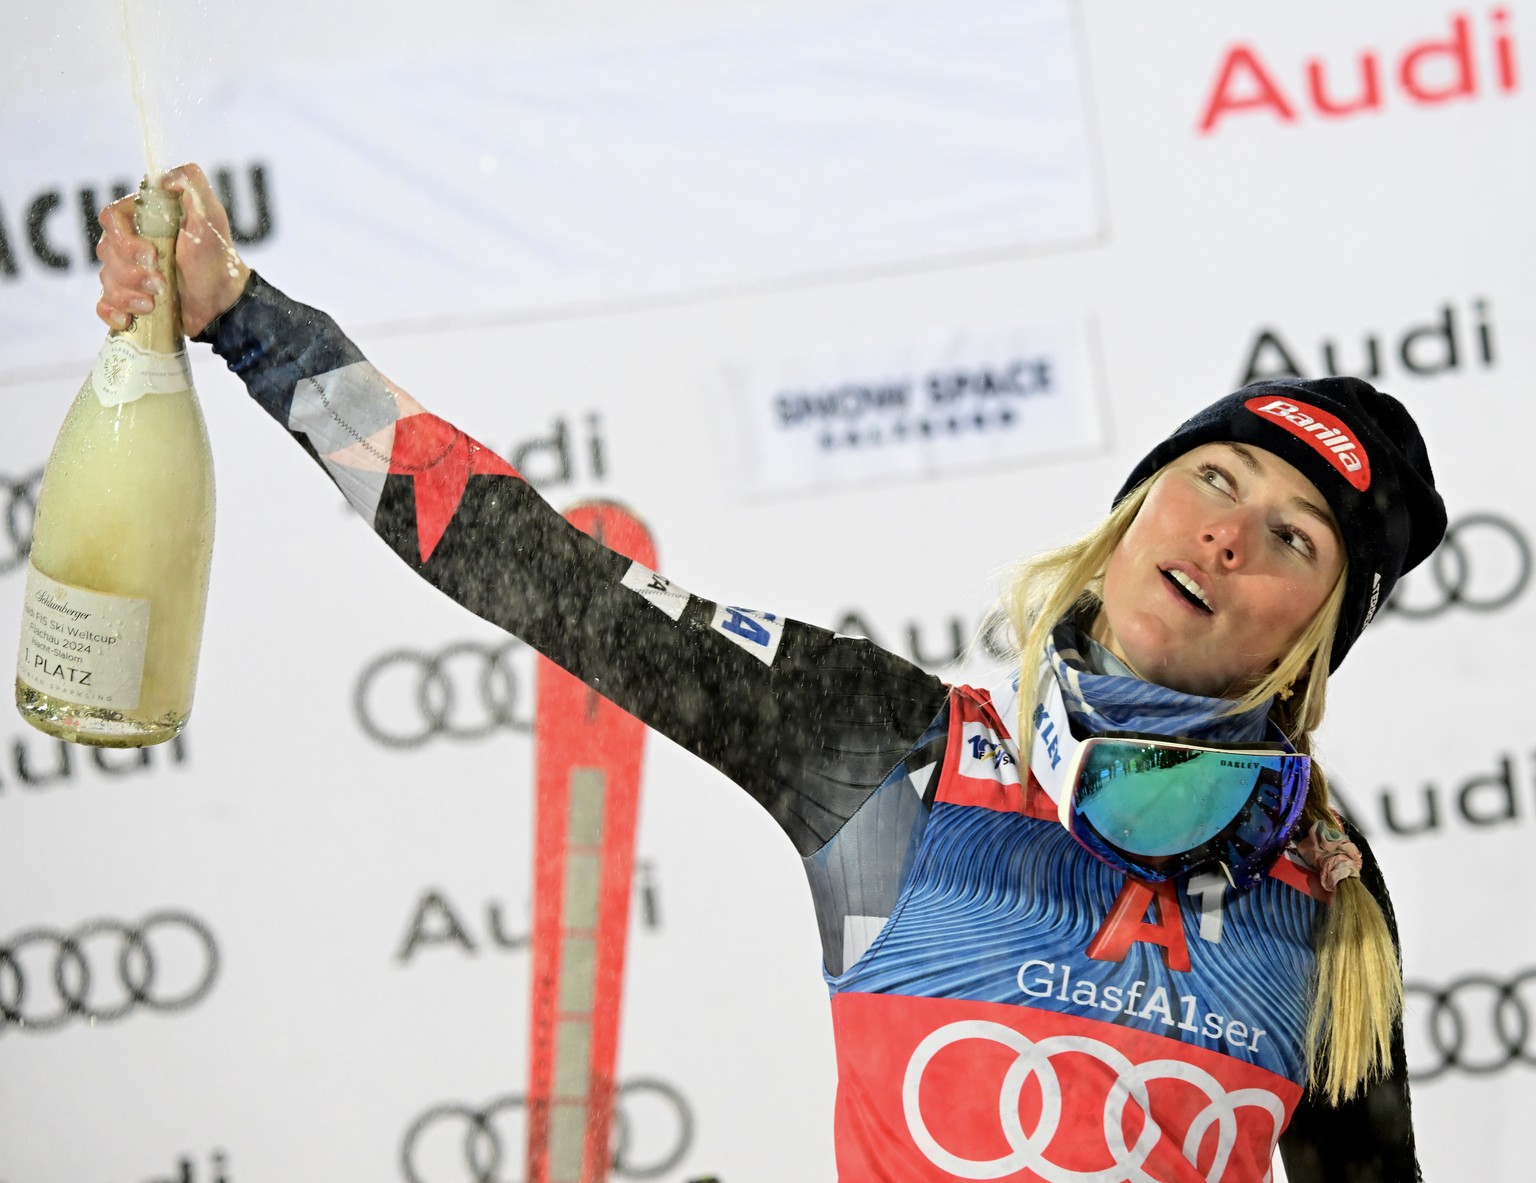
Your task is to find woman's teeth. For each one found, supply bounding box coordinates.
[1166,569,1212,612]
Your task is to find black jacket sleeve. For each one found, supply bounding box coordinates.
[198,273,950,855]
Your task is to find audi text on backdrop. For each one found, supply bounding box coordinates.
[1198,10,1519,133]
[1332,752,1536,841]
[397,871,661,964]
[1237,299,1496,387]
[0,730,188,794]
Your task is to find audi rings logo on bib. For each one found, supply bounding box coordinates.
[1244,396,1370,490]
[401,1079,695,1182]
[1,467,43,577]
[1385,512,1531,619]
[903,1021,1286,1181]
[1405,967,1536,1082]
[0,910,219,1032]
[355,640,534,749]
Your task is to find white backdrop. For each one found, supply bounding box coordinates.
[2,2,1532,1180]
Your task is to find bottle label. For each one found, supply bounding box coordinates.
[91,337,193,407]
[16,564,150,710]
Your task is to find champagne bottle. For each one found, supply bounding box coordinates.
[15,178,215,747]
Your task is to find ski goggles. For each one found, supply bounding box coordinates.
[1059,733,1310,892]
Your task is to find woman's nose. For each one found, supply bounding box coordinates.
[1202,512,1253,566]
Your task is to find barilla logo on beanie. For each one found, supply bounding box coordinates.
[1244,396,1372,491]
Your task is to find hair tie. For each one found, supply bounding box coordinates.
[1294,818,1363,892]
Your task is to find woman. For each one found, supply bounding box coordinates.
[96,166,1440,1182]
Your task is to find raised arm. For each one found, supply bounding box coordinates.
[95,166,950,856]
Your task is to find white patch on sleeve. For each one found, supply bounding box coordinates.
[620,562,690,621]
[710,605,786,665]
[842,914,889,970]
[288,362,401,456]
[319,455,389,526]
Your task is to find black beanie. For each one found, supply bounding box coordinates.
[1113,376,1447,672]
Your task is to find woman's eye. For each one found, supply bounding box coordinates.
[1276,527,1315,558]
[1197,464,1234,493]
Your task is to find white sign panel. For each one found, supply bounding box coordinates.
[731,318,1106,497]
[0,0,1101,370]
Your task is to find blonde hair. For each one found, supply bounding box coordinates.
[999,465,1401,1104]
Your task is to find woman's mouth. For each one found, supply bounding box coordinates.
[1162,567,1214,614]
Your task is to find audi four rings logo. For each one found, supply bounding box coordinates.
[1384,513,1530,619]
[355,641,535,749]
[1406,967,1536,1082]
[1,468,43,576]
[401,1079,694,1182]
[902,1021,1283,1181]
[0,910,219,1033]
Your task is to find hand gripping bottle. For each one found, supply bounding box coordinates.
[16,178,215,747]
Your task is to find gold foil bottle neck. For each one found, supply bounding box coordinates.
[133,175,181,239]
[123,176,185,356]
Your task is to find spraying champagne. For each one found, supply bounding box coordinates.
[15,177,216,747]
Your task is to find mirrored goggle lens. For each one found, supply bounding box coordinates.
[1070,738,1309,863]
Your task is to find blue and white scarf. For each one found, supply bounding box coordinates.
[1045,616,1272,744]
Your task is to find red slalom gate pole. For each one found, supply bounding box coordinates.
[527,501,655,1183]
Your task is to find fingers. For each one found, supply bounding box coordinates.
[161,162,220,232]
[161,161,212,195]
[97,192,140,248]
[95,193,161,330]
[97,194,154,265]
[97,280,160,330]
[93,163,246,335]
[96,295,134,333]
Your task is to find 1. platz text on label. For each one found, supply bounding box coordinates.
[1198,10,1517,133]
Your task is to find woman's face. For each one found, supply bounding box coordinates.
[1092,442,1346,698]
